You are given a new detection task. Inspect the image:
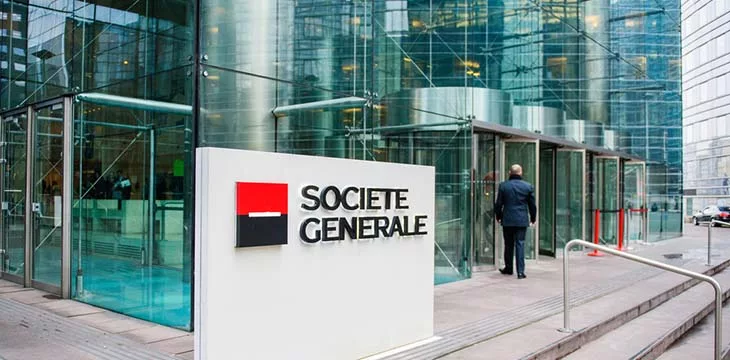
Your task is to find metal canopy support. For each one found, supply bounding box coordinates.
[75,93,194,115]
[272,97,367,117]
[147,129,156,267]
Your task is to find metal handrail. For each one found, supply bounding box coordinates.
[561,239,723,360]
[709,219,730,266]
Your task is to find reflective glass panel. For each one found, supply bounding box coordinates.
[595,157,619,245]
[474,133,497,267]
[555,150,584,249]
[72,101,193,330]
[32,104,64,287]
[539,147,555,256]
[1,113,27,279]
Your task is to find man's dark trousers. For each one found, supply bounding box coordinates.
[502,226,526,275]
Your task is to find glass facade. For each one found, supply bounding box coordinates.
[1,0,682,330]
[682,0,730,218]
[1,0,194,329]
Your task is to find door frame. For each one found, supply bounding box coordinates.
[0,96,73,297]
[500,137,540,261]
[556,148,587,247]
[471,131,499,272]
[594,155,621,245]
[538,143,557,257]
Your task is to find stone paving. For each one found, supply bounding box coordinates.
[0,223,726,359]
[0,281,193,360]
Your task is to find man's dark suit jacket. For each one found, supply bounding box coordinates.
[495,175,537,227]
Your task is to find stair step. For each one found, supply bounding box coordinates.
[659,291,730,359]
[563,270,730,359]
[436,258,730,360]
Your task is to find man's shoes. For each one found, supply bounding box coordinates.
[518,273,527,279]
[499,268,513,275]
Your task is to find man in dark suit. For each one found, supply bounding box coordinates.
[495,164,537,279]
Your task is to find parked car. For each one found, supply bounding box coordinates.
[693,205,730,226]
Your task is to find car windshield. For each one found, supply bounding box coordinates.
[719,207,730,212]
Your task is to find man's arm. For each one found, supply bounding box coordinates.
[495,183,504,223]
[528,184,537,224]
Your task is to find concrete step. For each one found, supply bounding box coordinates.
[658,289,730,359]
[435,257,730,360]
[563,269,730,359]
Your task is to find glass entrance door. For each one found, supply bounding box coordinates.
[473,133,498,268]
[30,104,65,290]
[594,156,620,245]
[624,161,647,243]
[538,145,556,257]
[501,139,539,260]
[1,111,28,283]
[555,149,585,249]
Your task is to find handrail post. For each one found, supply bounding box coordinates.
[558,244,572,333]
[561,239,723,360]
[708,220,713,266]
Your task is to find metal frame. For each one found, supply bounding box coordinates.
[24,106,33,287]
[62,97,73,298]
[500,137,540,261]
[0,112,5,279]
[0,96,71,296]
[561,239,723,360]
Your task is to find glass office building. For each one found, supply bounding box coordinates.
[1,0,681,330]
[682,0,730,217]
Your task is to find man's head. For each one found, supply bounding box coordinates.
[510,164,523,176]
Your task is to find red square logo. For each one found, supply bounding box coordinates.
[236,182,288,247]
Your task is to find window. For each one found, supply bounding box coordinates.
[303,17,324,38]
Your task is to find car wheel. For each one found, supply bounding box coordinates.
[694,217,700,226]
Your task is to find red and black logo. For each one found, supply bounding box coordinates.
[236,182,288,248]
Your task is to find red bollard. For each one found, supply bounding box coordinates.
[588,209,603,257]
[618,208,625,251]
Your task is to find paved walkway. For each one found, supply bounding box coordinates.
[0,282,193,360]
[0,224,726,359]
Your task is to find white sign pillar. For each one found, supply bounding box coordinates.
[195,148,435,360]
